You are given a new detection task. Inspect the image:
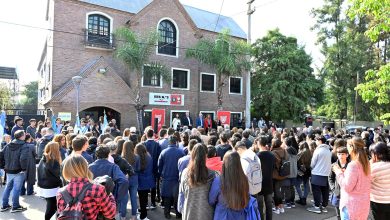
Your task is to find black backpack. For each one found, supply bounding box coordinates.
[276,150,290,177]
[57,183,92,220]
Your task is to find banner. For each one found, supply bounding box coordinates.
[217,111,231,126]
[58,112,72,121]
[151,108,165,133]
[149,93,184,106]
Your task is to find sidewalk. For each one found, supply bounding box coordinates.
[0,186,337,220]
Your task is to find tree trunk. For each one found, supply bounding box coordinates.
[217,74,223,110]
[134,76,144,133]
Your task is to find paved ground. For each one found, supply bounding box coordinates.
[0,186,337,220]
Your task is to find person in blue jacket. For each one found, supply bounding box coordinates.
[209,151,260,220]
[143,128,161,208]
[88,145,128,204]
[158,135,185,219]
[135,143,155,220]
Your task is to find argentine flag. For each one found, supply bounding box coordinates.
[102,110,108,133]
[74,115,80,134]
[0,111,6,141]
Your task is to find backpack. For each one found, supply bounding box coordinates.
[277,151,290,177]
[57,183,92,220]
[243,156,262,195]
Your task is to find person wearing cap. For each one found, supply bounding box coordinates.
[11,117,24,140]
[26,119,37,139]
[158,135,185,219]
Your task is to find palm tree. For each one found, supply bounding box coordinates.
[186,30,251,110]
[115,27,169,132]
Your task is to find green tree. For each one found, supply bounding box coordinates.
[312,0,380,121]
[186,30,251,110]
[0,83,12,109]
[21,81,38,108]
[251,29,323,122]
[115,28,169,132]
[350,0,390,124]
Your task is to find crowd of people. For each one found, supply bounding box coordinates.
[0,115,390,220]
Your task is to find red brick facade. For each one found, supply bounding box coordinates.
[38,0,246,129]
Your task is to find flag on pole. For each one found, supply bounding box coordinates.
[102,110,108,133]
[51,115,57,133]
[0,110,6,141]
[74,115,80,134]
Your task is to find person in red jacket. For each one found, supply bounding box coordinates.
[206,145,223,174]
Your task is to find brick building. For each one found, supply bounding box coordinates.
[37,0,247,129]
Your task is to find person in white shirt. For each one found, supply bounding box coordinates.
[172,114,181,131]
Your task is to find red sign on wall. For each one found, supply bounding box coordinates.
[170,94,183,105]
[217,111,231,126]
[151,108,165,133]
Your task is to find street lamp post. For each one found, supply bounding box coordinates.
[246,0,255,128]
[72,76,83,120]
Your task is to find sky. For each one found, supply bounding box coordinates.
[0,0,324,87]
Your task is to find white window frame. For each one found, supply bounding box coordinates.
[85,11,113,44]
[229,76,243,95]
[141,64,163,88]
[156,17,179,58]
[230,112,243,119]
[170,110,189,128]
[199,111,216,120]
[171,67,190,90]
[200,72,216,93]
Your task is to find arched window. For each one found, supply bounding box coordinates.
[158,20,177,56]
[87,14,110,46]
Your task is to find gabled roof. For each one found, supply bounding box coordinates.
[79,0,247,39]
[49,57,101,102]
[48,56,135,105]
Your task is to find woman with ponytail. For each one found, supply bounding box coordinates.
[333,137,371,220]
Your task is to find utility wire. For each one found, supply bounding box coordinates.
[0,20,251,56]
[214,0,225,32]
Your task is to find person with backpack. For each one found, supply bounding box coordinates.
[0,130,29,213]
[178,143,216,220]
[295,141,312,206]
[307,135,332,214]
[282,136,298,209]
[271,138,289,214]
[209,151,260,220]
[89,144,128,205]
[37,141,62,220]
[109,141,135,220]
[57,155,116,220]
[256,135,275,220]
[234,141,263,204]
